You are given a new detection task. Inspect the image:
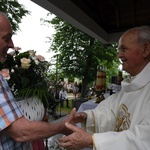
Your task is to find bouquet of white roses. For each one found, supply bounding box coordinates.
[0,47,50,103]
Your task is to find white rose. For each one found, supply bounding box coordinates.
[21,58,31,69]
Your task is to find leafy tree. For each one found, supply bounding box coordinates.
[0,0,29,33]
[44,16,120,98]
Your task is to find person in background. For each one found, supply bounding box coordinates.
[67,82,72,93]
[58,25,150,150]
[59,88,69,108]
[72,82,79,98]
[115,70,124,92]
[107,76,118,95]
[0,12,74,150]
[78,82,82,97]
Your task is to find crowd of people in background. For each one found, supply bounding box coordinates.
[47,81,83,111]
[48,72,124,104]
[48,81,83,98]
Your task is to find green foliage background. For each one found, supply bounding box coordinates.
[43,16,120,97]
[0,0,29,33]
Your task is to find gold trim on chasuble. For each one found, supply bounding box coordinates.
[114,104,131,132]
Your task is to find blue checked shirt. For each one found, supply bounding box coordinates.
[0,74,32,150]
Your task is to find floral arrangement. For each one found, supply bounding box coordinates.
[0,47,50,103]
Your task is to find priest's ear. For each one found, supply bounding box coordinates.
[142,42,150,58]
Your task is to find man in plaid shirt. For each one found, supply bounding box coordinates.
[0,12,75,150]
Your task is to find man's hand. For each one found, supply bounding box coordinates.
[60,108,76,135]
[65,108,87,124]
[58,123,93,150]
[72,111,87,123]
[64,108,87,124]
[63,108,76,124]
[61,108,87,135]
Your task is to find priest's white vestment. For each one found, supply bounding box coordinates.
[83,62,150,150]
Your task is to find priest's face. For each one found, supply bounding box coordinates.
[118,29,147,76]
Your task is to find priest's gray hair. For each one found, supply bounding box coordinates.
[126,26,150,44]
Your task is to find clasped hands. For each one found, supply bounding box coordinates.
[58,108,93,150]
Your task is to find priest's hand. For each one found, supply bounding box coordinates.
[58,122,93,150]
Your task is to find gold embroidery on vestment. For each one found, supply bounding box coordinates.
[114,104,131,132]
